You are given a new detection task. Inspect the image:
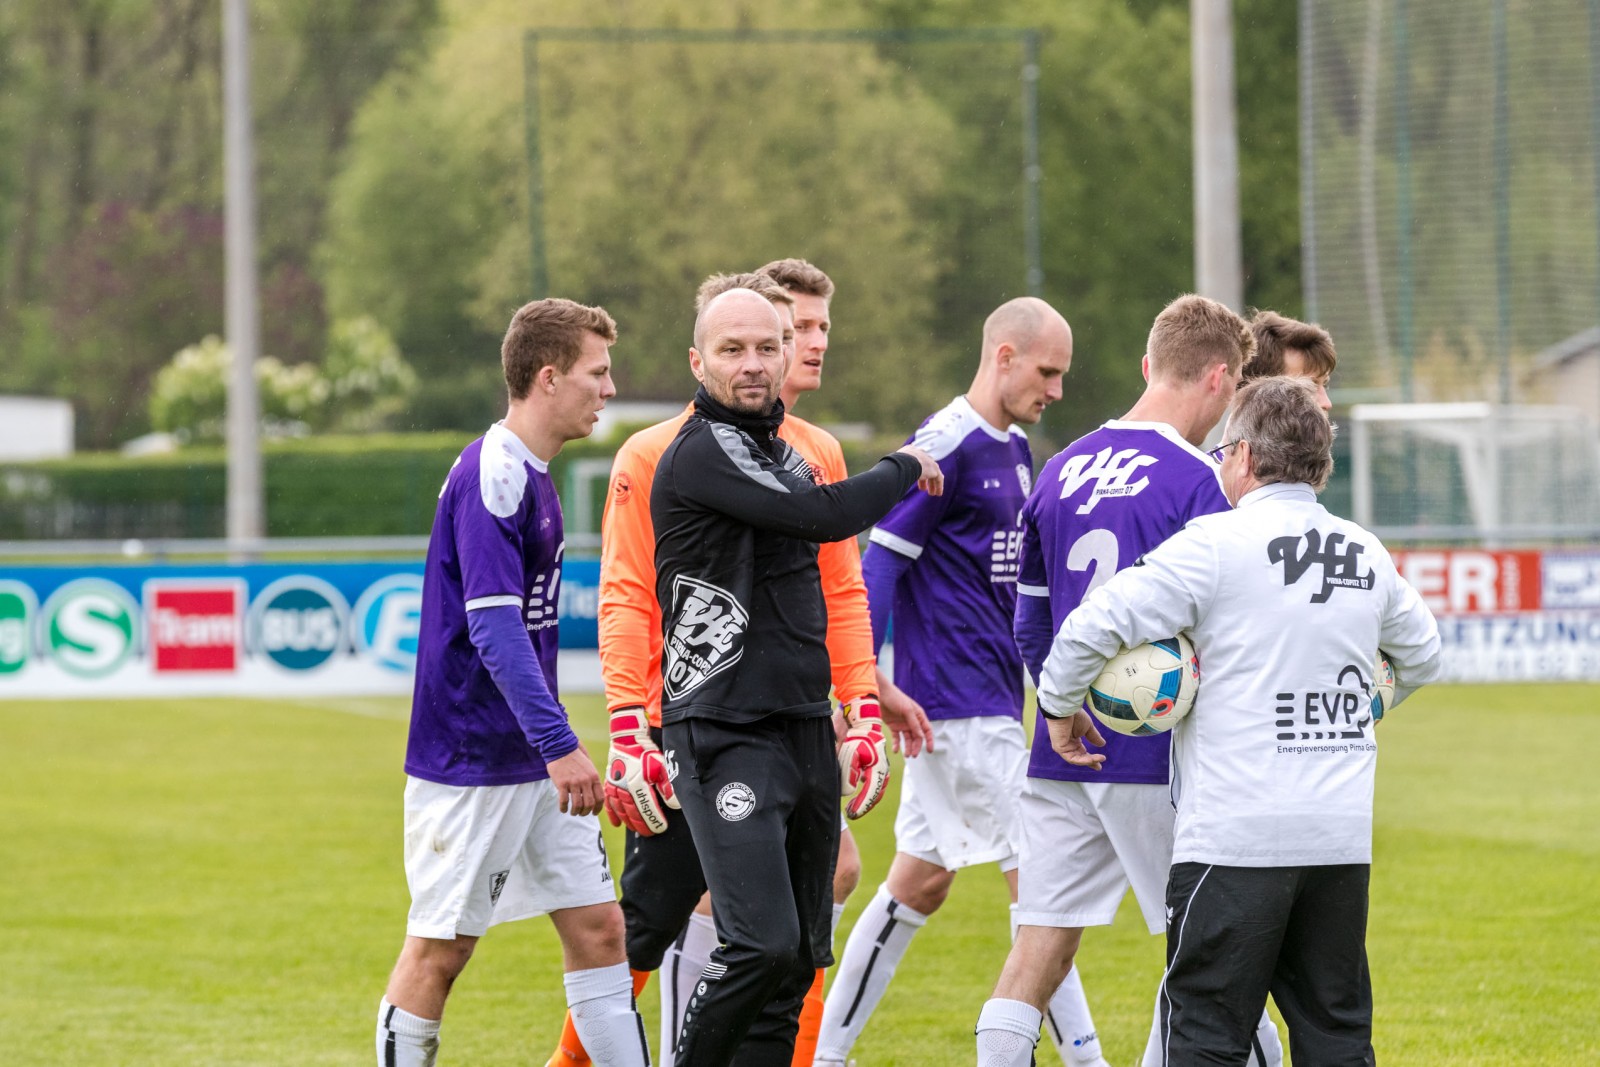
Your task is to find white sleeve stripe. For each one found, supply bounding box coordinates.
[466,595,523,611]
[1018,582,1050,597]
[868,528,924,559]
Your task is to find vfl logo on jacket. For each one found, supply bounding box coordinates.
[663,575,750,700]
[1268,529,1375,603]
[1057,447,1157,514]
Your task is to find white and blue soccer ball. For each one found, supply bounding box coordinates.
[1370,653,1395,721]
[1087,635,1199,737]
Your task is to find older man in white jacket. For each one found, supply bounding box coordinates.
[1036,377,1441,1066]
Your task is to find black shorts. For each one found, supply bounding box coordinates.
[617,726,709,972]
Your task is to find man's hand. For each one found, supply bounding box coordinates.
[547,746,605,815]
[602,708,680,835]
[1046,710,1107,770]
[875,667,934,758]
[838,697,892,819]
[897,445,944,496]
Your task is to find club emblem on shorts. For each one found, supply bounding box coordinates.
[489,869,509,905]
[663,748,680,782]
[716,782,757,822]
[663,575,749,700]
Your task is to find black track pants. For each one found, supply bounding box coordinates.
[663,714,840,1067]
[1157,862,1375,1067]
[619,727,709,973]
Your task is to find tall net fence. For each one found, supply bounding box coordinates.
[1302,0,1600,406]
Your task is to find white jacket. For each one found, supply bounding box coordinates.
[1038,482,1442,867]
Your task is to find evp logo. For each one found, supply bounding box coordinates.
[1268,529,1374,603]
[662,575,748,701]
[1274,664,1377,742]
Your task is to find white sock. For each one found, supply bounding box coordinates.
[1250,1009,1284,1066]
[975,997,1042,1067]
[376,998,439,1067]
[1042,964,1107,1065]
[832,901,846,942]
[564,963,649,1067]
[815,885,928,1061]
[659,912,718,1067]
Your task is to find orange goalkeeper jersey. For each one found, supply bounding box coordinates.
[598,405,878,727]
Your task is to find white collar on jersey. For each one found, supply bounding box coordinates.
[1101,419,1216,465]
[952,394,1025,442]
[487,421,548,472]
[1237,481,1317,508]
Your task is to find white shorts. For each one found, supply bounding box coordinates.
[893,716,1027,872]
[402,776,616,940]
[1014,778,1175,935]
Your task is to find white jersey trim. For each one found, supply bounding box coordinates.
[479,423,546,518]
[466,595,523,611]
[1101,419,1219,468]
[1018,582,1050,597]
[869,528,924,560]
[910,395,1021,460]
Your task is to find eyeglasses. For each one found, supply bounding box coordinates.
[1208,439,1244,464]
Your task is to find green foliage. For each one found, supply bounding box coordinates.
[147,319,417,442]
[1,686,1596,1063]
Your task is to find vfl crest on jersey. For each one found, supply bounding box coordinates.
[1016,463,1032,497]
[1057,447,1157,514]
[1268,529,1375,603]
[663,575,750,700]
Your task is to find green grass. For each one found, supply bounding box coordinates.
[1,684,1596,1064]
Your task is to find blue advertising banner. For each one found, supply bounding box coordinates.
[0,557,601,698]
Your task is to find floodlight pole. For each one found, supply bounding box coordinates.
[1192,0,1244,313]
[223,0,264,554]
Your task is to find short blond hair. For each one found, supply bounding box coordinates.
[1229,376,1335,491]
[694,272,795,314]
[1147,294,1254,383]
[501,298,616,400]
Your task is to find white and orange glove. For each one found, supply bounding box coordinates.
[838,697,891,820]
[602,708,680,836]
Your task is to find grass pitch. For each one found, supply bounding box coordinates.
[1,684,1596,1065]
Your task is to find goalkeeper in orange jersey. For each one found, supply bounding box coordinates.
[545,261,933,1067]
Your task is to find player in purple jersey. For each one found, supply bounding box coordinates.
[975,294,1278,1067]
[814,298,1087,1067]
[376,300,649,1067]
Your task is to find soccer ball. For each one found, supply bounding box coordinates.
[1370,654,1395,721]
[1087,635,1199,737]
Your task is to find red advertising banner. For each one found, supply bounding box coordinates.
[1390,549,1543,615]
[146,582,244,672]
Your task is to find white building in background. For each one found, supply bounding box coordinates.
[0,396,73,460]
[1525,327,1600,425]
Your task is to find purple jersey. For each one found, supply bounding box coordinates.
[1019,421,1229,783]
[868,396,1033,721]
[407,424,567,786]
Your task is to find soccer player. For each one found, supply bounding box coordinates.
[973,293,1270,1067]
[1244,309,1337,412]
[374,299,648,1067]
[546,266,929,1067]
[654,287,941,1066]
[1037,376,1441,1063]
[814,297,1085,1067]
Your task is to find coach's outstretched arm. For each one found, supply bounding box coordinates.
[667,430,938,543]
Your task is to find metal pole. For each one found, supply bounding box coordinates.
[1192,0,1245,311]
[1394,0,1416,401]
[1021,30,1044,297]
[523,33,548,299]
[222,0,263,550]
[1590,0,1600,424]
[1299,0,1319,322]
[1492,0,1513,407]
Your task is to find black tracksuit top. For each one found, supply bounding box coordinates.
[651,388,922,726]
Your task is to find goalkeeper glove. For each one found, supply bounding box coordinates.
[838,696,891,820]
[603,708,679,836]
